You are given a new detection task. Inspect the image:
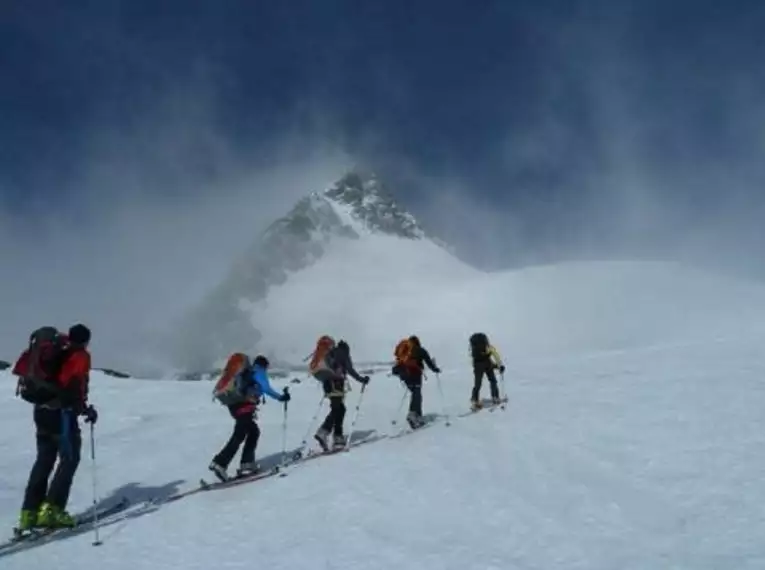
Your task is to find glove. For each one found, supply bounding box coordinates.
[499,365,506,373]
[360,376,370,385]
[280,388,291,403]
[83,405,98,424]
[433,367,442,374]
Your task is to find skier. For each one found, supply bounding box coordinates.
[308,336,369,451]
[392,335,441,429]
[468,332,505,410]
[13,324,98,531]
[209,354,290,481]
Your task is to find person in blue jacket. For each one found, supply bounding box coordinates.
[209,355,290,481]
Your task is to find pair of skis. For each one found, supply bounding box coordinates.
[457,397,508,418]
[198,431,383,491]
[1,497,131,557]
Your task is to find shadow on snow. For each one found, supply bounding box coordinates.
[0,429,388,558]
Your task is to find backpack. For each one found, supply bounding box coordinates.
[393,337,419,374]
[394,338,413,365]
[308,335,336,374]
[212,353,256,406]
[13,326,70,405]
[469,332,489,359]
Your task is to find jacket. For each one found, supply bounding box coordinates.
[473,344,504,368]
[407,345,439,375]
[326,347,365,382]
[16,346,91,412]
[57,347,91,411]
[244,364,282,401]
[232,364,281,415]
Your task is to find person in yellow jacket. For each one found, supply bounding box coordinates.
[468,332,505,409]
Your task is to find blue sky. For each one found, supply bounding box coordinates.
[4,1,763,215]
[1,0,765,367]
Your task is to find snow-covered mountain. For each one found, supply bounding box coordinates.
[2,259,765,569]
[168,170,472,371]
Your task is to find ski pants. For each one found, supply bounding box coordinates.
[22,407,82,512]
[398,370,423,416]
[315,370,346,437]
[213,406,260,468]
[471,360,500,401]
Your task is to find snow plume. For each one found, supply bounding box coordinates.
[0,81,353,376]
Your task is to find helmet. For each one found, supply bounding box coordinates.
[253,355,270,369]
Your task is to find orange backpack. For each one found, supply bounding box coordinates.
[308,335,336,374]
[212,352,252,406]
[394,338,416,369]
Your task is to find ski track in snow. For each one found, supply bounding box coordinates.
[2,262,765,568]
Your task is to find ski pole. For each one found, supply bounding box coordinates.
[89,422,102,546]
[390,386,408,426]
[280,387,289,467]
[435,372,451,426]
[344,383,367,451]
[296,394,325,459]
[499,370,508,408]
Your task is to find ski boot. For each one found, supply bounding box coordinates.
[36,502,76,529]
[314,427,331,452]
[17,509,37,532]
[208,461,229,482]
[407,411,426,429]
[236,462,260,478]
[332,434,347,451]
[470,399,483,412]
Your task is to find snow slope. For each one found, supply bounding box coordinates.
[247,232,765,366]
[2,262,765,569]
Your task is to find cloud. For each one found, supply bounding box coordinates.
[0,80,352,375]
[482,3,765,277]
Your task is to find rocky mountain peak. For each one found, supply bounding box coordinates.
[167,169,436,371]
[316,169,424,239]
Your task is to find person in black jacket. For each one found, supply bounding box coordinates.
[311,340,369,451]
[392,336,441,429]
[469,332,506,410]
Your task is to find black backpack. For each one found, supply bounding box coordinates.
[13,327,70,405]
[469,333,489,359]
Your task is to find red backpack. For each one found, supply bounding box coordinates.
[13,327,70,404]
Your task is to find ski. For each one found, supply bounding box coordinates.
[199,465,282,491]
[294,432,384,463]
[0,497,131,556]
[389,418,441,439]
[457,397,508,417]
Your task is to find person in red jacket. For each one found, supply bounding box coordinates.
[16,324,98,531]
